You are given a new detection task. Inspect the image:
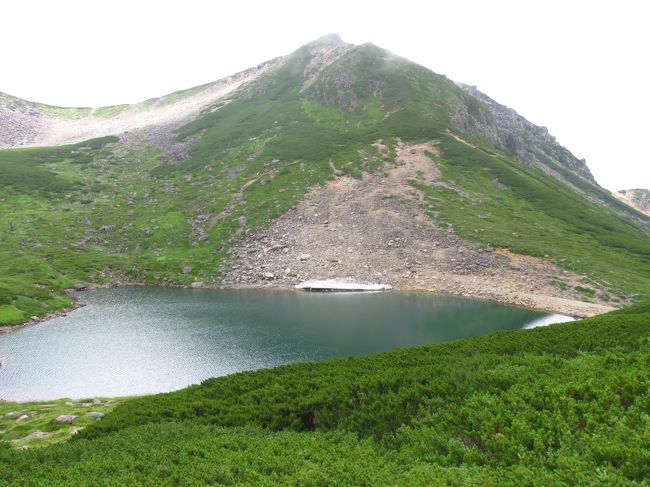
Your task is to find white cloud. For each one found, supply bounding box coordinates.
[2,0,648,190]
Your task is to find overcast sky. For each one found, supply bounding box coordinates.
[2,0,648,191]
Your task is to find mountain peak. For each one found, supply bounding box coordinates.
[309,33,345,46]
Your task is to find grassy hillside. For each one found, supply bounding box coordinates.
[0,398,124,449]
[1,302,649,485]
[420,134,650,300]
[1,40,648,326]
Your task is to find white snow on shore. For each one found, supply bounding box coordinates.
[523,314,575,329]
[295,278,392,292]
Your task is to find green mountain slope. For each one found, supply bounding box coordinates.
[2,302,649,484]
[0,35,649,325]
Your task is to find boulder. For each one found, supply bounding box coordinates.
[56,415,78,423]
[263,272,275,279]
[86,411,105,419]
[80,398,102,406]
[73,283,87,291]
[24,431,49,440]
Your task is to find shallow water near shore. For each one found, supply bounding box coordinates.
[0,287,572,401]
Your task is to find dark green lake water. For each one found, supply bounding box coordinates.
[0,287,571,401]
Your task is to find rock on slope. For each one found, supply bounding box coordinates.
[615,188,650,216]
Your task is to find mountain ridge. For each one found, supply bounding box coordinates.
[0,36,596,188]
[0,36,615,203]
[455,83,595,182]
[0,58,281,149]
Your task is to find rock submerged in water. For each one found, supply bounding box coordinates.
[56,414,78,423]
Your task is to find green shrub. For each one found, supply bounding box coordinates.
[1,302,648,484]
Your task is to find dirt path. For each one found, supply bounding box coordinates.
[222,140,614,318]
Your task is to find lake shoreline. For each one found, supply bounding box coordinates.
[0,301,86,335]
[212,282,614,319]
[0,286,576,402]
[1,278,614,334]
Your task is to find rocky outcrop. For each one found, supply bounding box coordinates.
[615,188,650,216]
[310,65,362,113]
[454,84,596,184]
[302,34,353,81]
[0,94,47,146]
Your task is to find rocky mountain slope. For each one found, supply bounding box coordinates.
[0,59,279,149]
[1,34,648,325]
[455,84,595,183]
[615,188,650,216]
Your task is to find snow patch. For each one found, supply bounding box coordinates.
[523,314,575,329]
[295,278,392,292]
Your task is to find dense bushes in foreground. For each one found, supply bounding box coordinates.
[1,302,649,485]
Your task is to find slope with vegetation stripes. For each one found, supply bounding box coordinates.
[1,302,649,485]
[422,133,650,299]
[1,36,649,326]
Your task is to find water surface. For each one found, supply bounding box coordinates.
[0,287,571,401]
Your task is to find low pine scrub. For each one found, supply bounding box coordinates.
[1,302,649,485]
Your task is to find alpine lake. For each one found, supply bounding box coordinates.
[0,287,572,401]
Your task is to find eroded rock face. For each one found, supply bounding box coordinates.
[454,84,596,184]
[0,100,44,147]
[615,189,650,216]
[220,140,616,317]
[221,140,506,288]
